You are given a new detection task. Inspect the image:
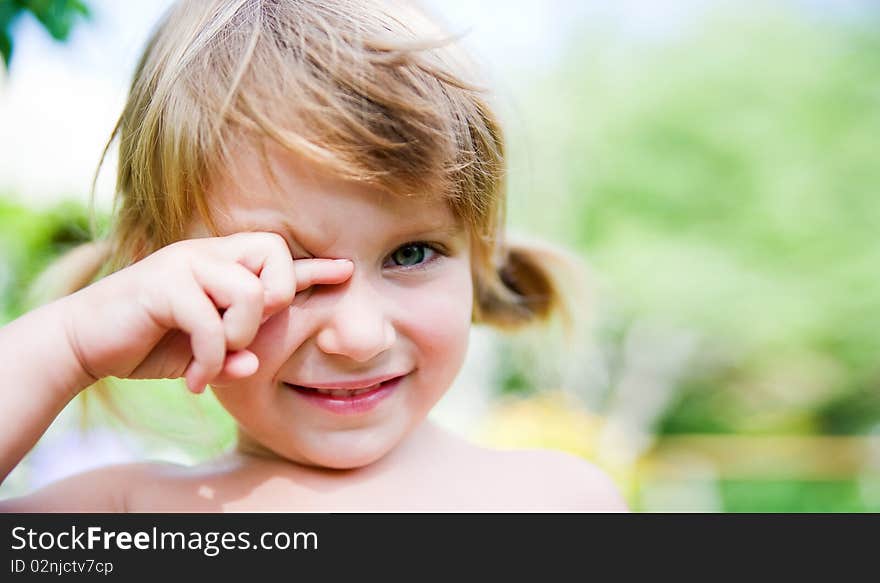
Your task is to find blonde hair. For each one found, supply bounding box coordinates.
[52,0,582,353]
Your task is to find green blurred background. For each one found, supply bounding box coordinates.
[2,0,880,511]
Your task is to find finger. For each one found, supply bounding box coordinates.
[169,278,226,393]
[211,350,260,385]
[251,235,297,313]
[192,259,264,352]
[128,331,192,380]
[184,362,207,394]
[222,233,353,313]
[224,232,296,314]
[293,258,353,292]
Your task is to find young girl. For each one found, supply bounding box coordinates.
[0,0,627,512]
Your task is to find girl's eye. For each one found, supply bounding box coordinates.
[388,243,437,268]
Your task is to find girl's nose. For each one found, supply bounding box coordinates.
[314,276,396,363]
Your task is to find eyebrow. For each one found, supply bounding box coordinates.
[390,219,466,240]
[237,216,464,256]
[274,217,464,242]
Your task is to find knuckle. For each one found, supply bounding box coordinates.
[234,230,285,248]
[157,239,206,268]
[164,239,187,252]
[167,238,198,254]
[261,231,287,248]
[226,326,256,351]
[282,278,297,302]
[270,277,297,306]
[203,320,226,345]
[151,243,179,265]
[237,274,265,304]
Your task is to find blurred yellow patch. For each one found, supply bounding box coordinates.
[473,391,637,498]
[475,391,602,458]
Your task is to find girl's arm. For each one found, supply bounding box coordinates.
[0,233,353,510]
[0,297,94,484]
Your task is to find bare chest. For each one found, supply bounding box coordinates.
[128,455,527,512]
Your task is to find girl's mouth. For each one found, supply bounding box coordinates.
[285,375,406,414]
[295,384,382,397]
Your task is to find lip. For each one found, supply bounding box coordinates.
[285,374,406,415]
[291,372,405,391]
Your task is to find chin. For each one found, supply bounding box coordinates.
[273,428,402,470]
[305,452,385,471]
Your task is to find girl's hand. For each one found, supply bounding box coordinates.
[61,232,353,394]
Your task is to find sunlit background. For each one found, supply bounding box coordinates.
[2,0,880,511]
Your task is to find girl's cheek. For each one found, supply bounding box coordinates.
[395,272,473,360]
[234,265,473,379]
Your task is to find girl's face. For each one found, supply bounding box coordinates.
[201,142,473,469]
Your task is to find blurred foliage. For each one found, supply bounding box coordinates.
[503,5,880,436]
[633,477,880,512]
[717,479,877,512]
[89,378,238,462]
[0,196,94,322]
[0,0,90,68]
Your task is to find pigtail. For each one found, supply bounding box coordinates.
[474,236,592,340]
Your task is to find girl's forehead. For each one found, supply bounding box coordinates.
[202,154,462,259]
[209,139,462,232]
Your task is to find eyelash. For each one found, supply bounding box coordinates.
[385,241,446,271]
[290,241,447,270]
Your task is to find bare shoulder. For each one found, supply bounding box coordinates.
[417,422,628,512]
[478,447,630,512]
[0,461,185,513]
